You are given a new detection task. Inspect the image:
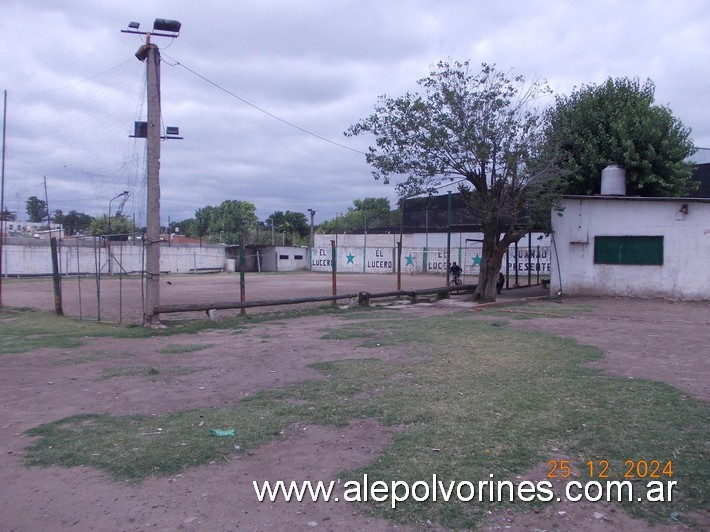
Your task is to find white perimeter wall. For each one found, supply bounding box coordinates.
[1,244,228,276]
[550,198,710,300]
[313,233,551,276]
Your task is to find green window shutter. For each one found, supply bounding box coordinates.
[594,236,663,265]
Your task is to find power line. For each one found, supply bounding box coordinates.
[161,53,367,156]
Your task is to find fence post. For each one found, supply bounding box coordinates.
[240,228,246,315]
[76,236,82,320]
[119,239,123,322]
[505,248,510,289]
[331,239,337,305]
[536,245,540,284]
[396,241,402,291]
[527,232,532,286]
[95,237,101,322]
[50,237,63,316]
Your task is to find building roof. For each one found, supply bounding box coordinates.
[690,162,710,198]
[563,195,710,203]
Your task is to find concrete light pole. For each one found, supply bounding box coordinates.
[123,19,181,325]
[307,208,316,249]
[144,39,162,324]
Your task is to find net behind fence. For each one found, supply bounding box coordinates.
[2,239,551,321]
[0,236,242,323]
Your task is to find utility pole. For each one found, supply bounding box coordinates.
[123,18,181,325]
[144,37,162,325]
[307,208,316,249]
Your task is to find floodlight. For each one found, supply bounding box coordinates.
[128,21,140,29]
[134,121,147,138]
[153,19,181,33]
[166,126,179,136]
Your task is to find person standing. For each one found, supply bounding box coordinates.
[496,272,505,294]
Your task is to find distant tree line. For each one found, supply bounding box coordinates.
[11,194,401,244]
[172,197,397,245]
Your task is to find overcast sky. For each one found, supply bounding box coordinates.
[1,0,708,226]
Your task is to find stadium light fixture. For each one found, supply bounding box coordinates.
[153,19,181,33]
[121,18,181,38]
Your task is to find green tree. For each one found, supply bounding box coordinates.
[267,210,309,244]
[546,77,696,196]
[88,215,135,237]
[214,200,258,244]
[346,61,563,301]
[318,197,396,233]
[193,205,219,241]
[25,196,48,222]
[172,208,213,243]
[59,210,93,236]
[352,197,391,217]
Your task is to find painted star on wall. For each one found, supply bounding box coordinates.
[472,254,481,266]
[405,253,414,266]
[346,252,355,264]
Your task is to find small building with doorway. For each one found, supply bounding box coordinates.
[227,245,309,272]
[550,166,710,300]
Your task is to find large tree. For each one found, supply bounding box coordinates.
[267,210,309,243]
[25,196,48,222]
[346,61,563,301]
[217,200,257,244]
[318,197,396,233]
[59,210,94,236]
[88,214,134,237]
[547,77,696,196]
[185,205,221,243]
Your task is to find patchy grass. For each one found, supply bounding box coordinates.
[477,300,595,320]
[0,305,379,355]
[157,343,216,355]
[23,312,709,529]
[0,308,153,354]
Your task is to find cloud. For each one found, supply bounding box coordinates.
[1,0,707,224]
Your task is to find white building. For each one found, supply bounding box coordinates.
[550,196,710,300]
[2,220,64,238]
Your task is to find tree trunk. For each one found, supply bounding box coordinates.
[472,225,508,302]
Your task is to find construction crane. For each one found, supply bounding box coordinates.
[108,191,130,234]
[114,192,129,217]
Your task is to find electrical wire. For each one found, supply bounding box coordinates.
[161,53,367,156]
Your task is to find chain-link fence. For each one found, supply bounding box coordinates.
[0,235,234,322]
[1,236,551,321]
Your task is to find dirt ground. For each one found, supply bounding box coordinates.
[0,270,540,323]
[0,288,708,531]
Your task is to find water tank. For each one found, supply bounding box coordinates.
[600,164,626,195]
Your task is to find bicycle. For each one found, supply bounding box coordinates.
[449,272,463,286]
